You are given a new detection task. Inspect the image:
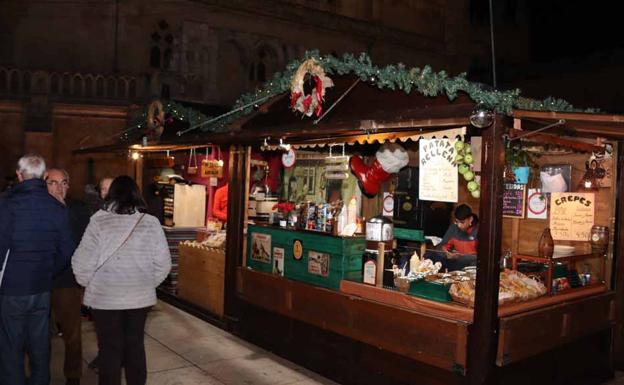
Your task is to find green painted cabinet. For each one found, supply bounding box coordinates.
[246,224,366,290]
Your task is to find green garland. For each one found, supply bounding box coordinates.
[201,51,597,132]
[122,50,598,139]
[120,101,211,142]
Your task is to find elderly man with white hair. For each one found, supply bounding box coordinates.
[0,154,74,385]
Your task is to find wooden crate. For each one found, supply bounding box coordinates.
[246,224,365,290]
[178,243,225,317]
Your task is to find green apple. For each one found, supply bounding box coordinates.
[467,181,478,192]
[463,143,472,153]
[454,140,465,152]
[464,153,474,164]
[458,164,470,175]
[463,170,474,181]
[455,154,464,164]
[471,189,481,199]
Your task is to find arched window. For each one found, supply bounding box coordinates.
[149,20,174,71]
[249,46,277,88]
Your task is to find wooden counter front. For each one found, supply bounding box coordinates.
[237,267,469,374]
[497,290,615,366]
[178,244,225,317]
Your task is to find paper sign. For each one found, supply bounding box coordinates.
[550,192,595,241]
[201,159,223,178]
[308,251,329,277]
[250,233,271,263]
[418,139,458,202]
[527,188,547,219]
[272,247,284,276]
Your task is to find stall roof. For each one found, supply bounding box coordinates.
[512,109,624,138]
[215,76,476,146]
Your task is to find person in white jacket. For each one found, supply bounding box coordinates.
[72,175,171,385]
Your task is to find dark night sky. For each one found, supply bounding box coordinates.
[527,1,624,62]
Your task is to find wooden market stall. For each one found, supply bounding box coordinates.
[73,141,230,323]
[201,63,624,385]
[71,55,624,385]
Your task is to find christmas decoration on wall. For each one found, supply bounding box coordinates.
[290,59,334,117]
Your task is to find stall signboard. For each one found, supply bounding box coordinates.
[418,139,458,202]
[502,183,526,218]
[250,233,271,263]
[201,159,223,178]
[550,192,595,241]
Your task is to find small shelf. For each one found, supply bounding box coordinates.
[512,252,605,295]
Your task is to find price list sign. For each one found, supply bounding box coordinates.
[550,192,595,241]
[419,139,458,202]
[502,183,526,218]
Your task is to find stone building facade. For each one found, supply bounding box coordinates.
[0,0,480,194]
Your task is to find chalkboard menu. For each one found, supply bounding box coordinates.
[502,183,526,218]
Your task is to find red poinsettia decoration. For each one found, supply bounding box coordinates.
[273,201,296,215]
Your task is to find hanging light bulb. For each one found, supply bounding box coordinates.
[131,152,140,160]
[470,103,495,128]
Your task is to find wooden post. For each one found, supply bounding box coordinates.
[611,140,624,368]
[467,115,506,385]
[223,145,249,329]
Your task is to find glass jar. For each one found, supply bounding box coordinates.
[590,225,609,254]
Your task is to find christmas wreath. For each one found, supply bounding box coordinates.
[146,100,165,141]
[290,59,333,117]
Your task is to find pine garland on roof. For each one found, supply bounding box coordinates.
[120,50,598,139]
[204,50,596,132]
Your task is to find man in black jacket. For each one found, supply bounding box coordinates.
[46,168,91,385]
[0,154,74,385]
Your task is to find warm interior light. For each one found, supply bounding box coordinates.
[217,159,224,167]
[131,152,140,160]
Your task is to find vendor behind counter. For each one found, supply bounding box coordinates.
[425,204,478,271]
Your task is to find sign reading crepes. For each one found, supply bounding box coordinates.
[550,192,595,241]
[418,139,458,202]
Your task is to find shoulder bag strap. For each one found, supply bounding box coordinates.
[0,249,8,288]
[88,213,146,285]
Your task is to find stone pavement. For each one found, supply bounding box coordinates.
[51,301,337,385]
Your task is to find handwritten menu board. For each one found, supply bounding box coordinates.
[419,139,458,202]
[502,183,526,218]
[550,192,595,241]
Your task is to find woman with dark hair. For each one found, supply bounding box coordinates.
[72,176,171,385]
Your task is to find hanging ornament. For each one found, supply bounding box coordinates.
[469,103,495,128]
[290,58,334,117]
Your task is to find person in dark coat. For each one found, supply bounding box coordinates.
[0,154,74,385]
[46,168,91,385]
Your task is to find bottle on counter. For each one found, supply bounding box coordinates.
[538,227,554,258]
[362,249,378,285]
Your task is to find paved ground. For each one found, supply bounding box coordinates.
[49,300,624,385]
[51,301,337,385]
